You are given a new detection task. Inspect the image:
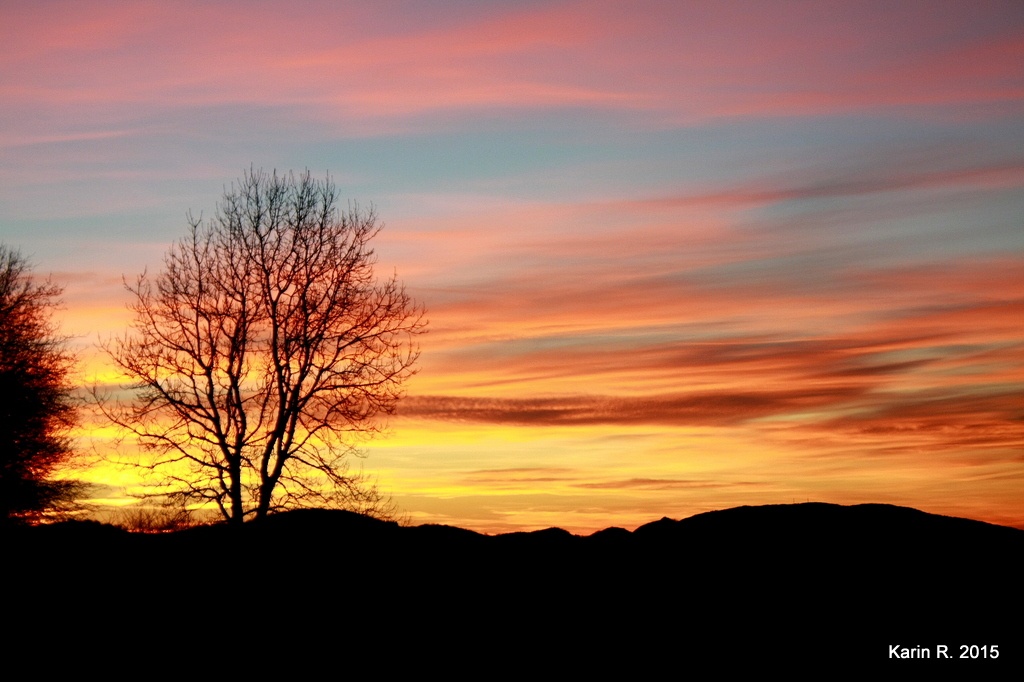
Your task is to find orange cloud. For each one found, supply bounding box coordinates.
[399,389,870,427]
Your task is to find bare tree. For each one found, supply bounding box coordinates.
[101,169,425,525]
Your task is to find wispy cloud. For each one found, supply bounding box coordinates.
[3,0,1021,138]
[575,478,760,490]
[400,389,869,427]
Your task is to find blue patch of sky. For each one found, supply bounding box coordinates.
[4,87,1022,274]
[299,111,1024,215]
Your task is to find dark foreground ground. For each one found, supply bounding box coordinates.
[8,502,1022,670]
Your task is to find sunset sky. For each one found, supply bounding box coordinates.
[2,0,1022,533]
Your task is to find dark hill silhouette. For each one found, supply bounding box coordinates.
[14,502,1021,581]
[8,503,1021,667]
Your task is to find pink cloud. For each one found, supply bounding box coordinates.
[3,0,1020,137]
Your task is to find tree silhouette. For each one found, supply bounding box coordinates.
[0,246,81,523]
[102,169,425,525]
